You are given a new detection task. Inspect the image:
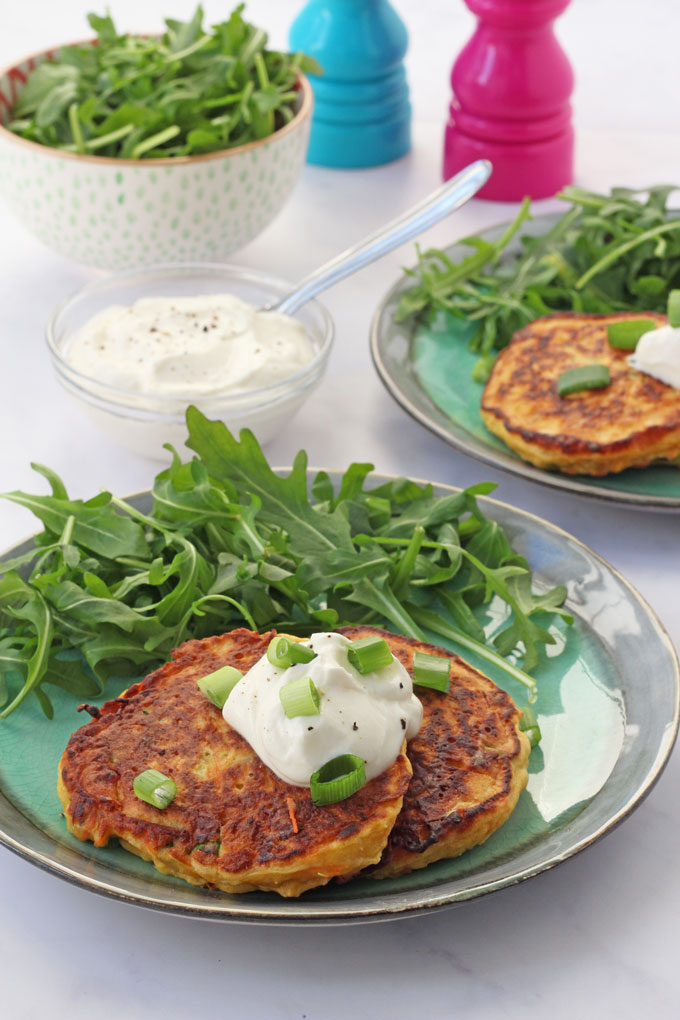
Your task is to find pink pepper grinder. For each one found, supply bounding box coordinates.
[443,0,574,201]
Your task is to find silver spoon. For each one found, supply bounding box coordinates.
[271,159,492,315]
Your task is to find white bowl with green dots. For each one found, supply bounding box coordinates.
[0,47,313,270]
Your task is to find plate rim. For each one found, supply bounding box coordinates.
[0,474,678,924]
[369,216,680,511]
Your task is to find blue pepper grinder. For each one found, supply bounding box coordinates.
[289,0,411,168]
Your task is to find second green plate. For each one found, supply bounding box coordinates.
[370,216,680,510]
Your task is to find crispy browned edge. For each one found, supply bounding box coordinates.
[480,312,680,475]
[56,629,412,897]
[338,626,531,879]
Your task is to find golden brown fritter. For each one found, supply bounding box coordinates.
[57,629,411,898]
[338,626,530,879]
[480,312,680,475]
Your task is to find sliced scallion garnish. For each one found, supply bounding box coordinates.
[310,754,366,805]
[197,664,243,709]
[288,642,316,665]
[133,769,177,809]
[412,650,450,692]
[347,636,394,674]
[266,635,316,670]
[280,676,321,718]
[668,289,680,327]
[606,318,657,349]
[519,705,542,748]
[556,364,611,396]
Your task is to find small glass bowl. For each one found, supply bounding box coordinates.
[46,263,334,460]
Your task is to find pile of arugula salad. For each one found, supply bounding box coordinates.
[7,5,321,159]
[0,407,572,722]
[397,185,680,381]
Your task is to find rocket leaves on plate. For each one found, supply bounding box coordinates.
[397,185,680,381]
[8,5,321,158]
[0,407,571,720]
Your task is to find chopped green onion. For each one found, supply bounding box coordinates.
[519,706,542,748]
[197,664,243,709]
[408,606,537,702]
[412,650,450,692]
[288,642,316,665]
[266,635,316,669]
[267,635,291,668]
[310,754,366,805]
[668,290,680,328]
[556,364,611,396]
[133,769,177,809]
[280,676,321,718]
[606,318,657,349]
[347,636,394,674]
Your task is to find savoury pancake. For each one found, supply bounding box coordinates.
[338,625,531,879]
[480,311,680,475]
[57,628,412,898]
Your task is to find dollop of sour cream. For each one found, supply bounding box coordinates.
[628,324,680,389]
[67,293,315,396]
[223,632,423,787]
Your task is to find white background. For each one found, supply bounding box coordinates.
[1,2,680,1019]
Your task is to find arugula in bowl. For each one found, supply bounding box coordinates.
[7,4,321,159]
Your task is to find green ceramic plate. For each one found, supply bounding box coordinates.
[370,216,680,510]
[0,479,678,924]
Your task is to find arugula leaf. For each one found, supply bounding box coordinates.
[86,12,119,44]
[43,649,102,698]
[342,573,425,639]
[491,574,572,672]
[185,407,355,557]
[2,489,150,561]
[0,575,53,719]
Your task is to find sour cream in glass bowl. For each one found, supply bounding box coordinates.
[46,263,333,460]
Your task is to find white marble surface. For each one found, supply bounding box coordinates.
[1,2,679,1018]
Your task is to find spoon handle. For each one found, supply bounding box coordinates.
[274,159,491,315]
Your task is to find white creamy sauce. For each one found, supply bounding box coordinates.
[67,293,315,396]
[628,324,680,389]
[222,632,423,787]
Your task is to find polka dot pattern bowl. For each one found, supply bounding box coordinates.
[0,46,312,270]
